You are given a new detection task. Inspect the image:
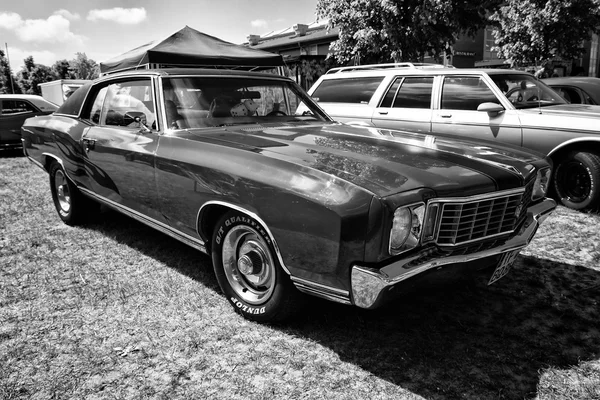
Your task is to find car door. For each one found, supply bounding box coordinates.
[80,77,163,221]
[0,99,40,145]
[431,75,523,147]
[371,76,434,133]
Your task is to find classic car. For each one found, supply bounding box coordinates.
[0,94,58,149]
[21,68,556,322]
[303,64,600,211]
[543,76,600,105]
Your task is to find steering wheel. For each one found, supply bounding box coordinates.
[266,110,287,116]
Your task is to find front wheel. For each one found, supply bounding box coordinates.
[211,211,299,322]
[553,151,600,211]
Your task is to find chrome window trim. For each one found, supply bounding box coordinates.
[79,187,207,254]
[197,200,292,275]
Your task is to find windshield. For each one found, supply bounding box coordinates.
[161,76,331,129]
[490,74,567,109]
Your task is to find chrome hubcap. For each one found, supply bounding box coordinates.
[54,170,71,213]
[222,225,275,305]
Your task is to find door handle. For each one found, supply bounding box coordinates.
[439,113,452,118]
[378,111,388,115]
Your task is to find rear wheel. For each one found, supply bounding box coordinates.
[49,162,95,225]
[553,151,600,211]
[211,211,299,322]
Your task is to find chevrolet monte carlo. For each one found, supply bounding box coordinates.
[21,69,556,322]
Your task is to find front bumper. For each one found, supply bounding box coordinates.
[351,197,557,309]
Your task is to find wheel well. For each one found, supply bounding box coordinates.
[549,142,600,168]
[42,155,60,172]
[197,204,233,253]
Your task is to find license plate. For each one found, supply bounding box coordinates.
[488,250,520,285]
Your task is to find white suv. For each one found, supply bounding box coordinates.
[304,63,600,211]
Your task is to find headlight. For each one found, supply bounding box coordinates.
[389,203,425,255]
[532,167,551,201]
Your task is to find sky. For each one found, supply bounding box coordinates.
[0,0,320,70]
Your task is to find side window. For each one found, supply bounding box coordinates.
[441,76,498,110]
[392,77,434,108]
[88,87,108,124]
[380,78,402,108]
[311,77,384,104]
[1,100,37,115]
[98,79,156,129]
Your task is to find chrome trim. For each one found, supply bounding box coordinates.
[80,188,207,254]
[41,152,64,167]
[547,137,600,157]
[291,276,351,305]
[27,156,44,170]
[431,187,524,204]
[351,198,556,309]
[196,200,291,275]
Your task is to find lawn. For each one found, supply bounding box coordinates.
[1,152,599,399]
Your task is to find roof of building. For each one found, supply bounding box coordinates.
[245,20,339,51]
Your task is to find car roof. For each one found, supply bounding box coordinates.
[319,66,533,79]
[0,94,58,109]
[543,76,600,87]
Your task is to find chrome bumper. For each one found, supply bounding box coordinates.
[351,198,557,309]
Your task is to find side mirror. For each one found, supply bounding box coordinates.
[477,102,504,117]
[123,111,151,132]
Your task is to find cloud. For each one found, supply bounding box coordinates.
[0,12,85,45]
[54,9,81,21]
[6,47,57,69]
[0,12,24,30]
[251,19,268,29]
[87,7,147,24]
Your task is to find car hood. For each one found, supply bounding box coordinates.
[190,123,538,198]
[520,104,600,126]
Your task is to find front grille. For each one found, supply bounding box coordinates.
[434,185,532,246]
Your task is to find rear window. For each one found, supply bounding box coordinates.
[57,82,93,116]
[311,77,384,104]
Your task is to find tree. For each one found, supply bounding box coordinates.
[316,0,502,64]
[0,50,13,94]
[16,56,56,95]
[69,52,99,80]
[490,0,600,67]
[52,59,74,79]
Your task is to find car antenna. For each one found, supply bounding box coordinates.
[537,79,542,114]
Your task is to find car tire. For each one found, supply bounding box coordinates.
[211,210,299,322]
[553,151,600,211]
[49,162,93,225]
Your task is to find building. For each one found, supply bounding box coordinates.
[244,20,339,89]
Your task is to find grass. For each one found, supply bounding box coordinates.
[1,151,599,399]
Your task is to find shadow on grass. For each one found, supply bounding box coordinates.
[85,208,600,400]
[0,148,25,158]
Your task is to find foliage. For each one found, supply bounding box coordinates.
[69,52,99,80]
[15,56,55,95]
[0,50,11,94]
[52,59,74,80]
[316,0,501,64]
[490,0,600,66]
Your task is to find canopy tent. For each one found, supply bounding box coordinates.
[100,26,284,74]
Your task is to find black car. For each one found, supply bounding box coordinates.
[543,76,600,105]
[21,68,555,322]
[1,94,58,149]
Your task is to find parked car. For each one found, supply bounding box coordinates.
[303,63,600,210]
[22,68,555,322]
[0,94,58,149]
[543,76,600,105]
